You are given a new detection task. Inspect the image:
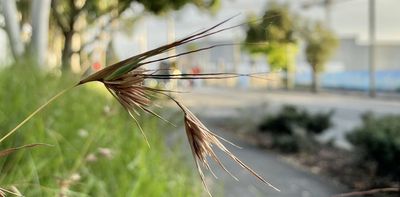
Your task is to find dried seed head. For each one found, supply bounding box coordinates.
[100,68,280,195]
[104,70,150,113]
[74,16,280,196]
[175,102,280,196]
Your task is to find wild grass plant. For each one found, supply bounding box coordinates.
[0,17,280,196]
[0,65,201,196]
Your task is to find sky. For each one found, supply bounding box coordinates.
[115,0,400,59]
[1,0,399,62]
[173,0,400,43]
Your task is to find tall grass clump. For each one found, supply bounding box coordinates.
[1,17,281,196]
[0,65,202,196]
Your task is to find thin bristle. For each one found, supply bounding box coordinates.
[164,98,280,195]
[103,70,153,147]
[0,187,22,197]
[128,110,151,148]
[79,16,240,84]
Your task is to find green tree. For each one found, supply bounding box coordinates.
[244,2,298,89]
[51,0,220,71]
[303,22,338,93]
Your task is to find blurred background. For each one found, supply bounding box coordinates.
[0,0,399,196]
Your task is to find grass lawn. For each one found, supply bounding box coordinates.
[0,65,202,196]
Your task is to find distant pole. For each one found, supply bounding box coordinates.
[325,0,332,28]
[368,0,376,97]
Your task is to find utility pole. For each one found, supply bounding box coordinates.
[368,0,376,97]
[324,0,333,28]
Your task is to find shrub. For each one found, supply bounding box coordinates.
[347,113,400,179]
[259,105,300,135]
[301,110,334,135]
[258,105,333,135]
[258,105,333,152]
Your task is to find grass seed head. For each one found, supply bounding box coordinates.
[75,16,280,196]
[177,104,280,195]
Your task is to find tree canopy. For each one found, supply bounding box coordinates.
[1,0,220,71]
[244,2,298,71]
[244,2,298,89]
[302,22,338,92]
[50,0,220,70]
[304,22,338,73]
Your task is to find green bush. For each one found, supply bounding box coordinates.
[259,105,333,135]
[301,111,333,135]
[258,105,333,152]
[347,113,400,179]
[0,65,201,196]
[259,105,300,135]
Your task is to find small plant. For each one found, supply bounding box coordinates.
[347,113,400,179]
[301,110,334,135]
[258,105,333,152]
[0,143,47,196]
[259,105,300,135]
[259,105,333,135]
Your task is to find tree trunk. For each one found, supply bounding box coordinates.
[1,0,24,59]
[285,69,294,90]
[285,71,290,90]
[311,67,320,93]
[30,0,51,67]
[62,31,74,71]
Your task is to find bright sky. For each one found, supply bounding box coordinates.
[115,0,400,59]
[172,0,400,42]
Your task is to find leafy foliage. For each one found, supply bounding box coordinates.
[303,22,338,73]
[136,0,219,14]
[259,105,333,135]
[347,113,400,179]
[301,110,334,135]
[49,0,220,70]
[265,42,298,71]
[258,105,333,152]
[244,2,298,72]
[259,105,299,135]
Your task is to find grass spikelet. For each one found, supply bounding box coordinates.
[172,100,280,195]
[103,69,153,147]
